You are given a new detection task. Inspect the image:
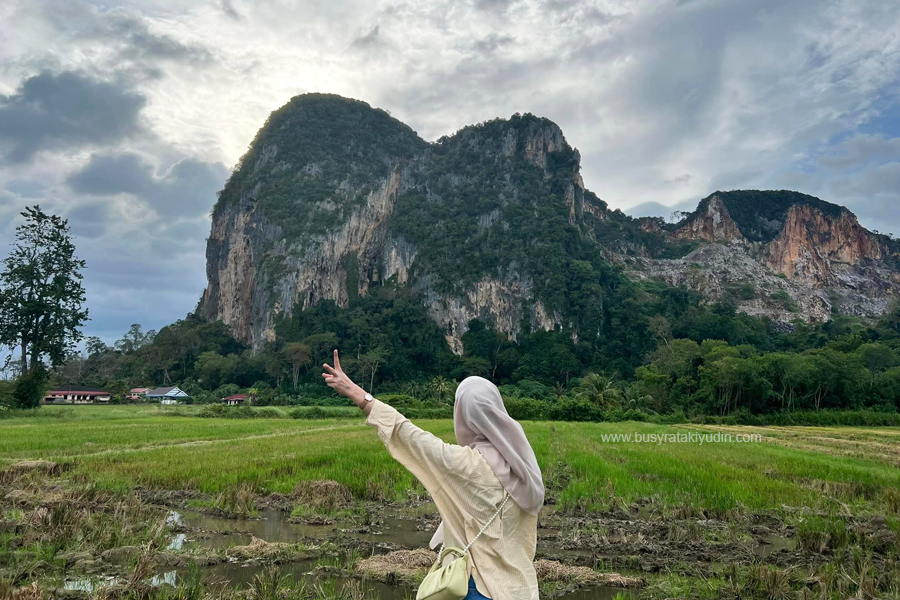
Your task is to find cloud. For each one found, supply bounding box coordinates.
[0,70,147,162]
[626,199,699,221]
[67,152,229,217]
[351,25,384,50]
[67,203,111,239]
[221,0,243,21]
[818,134,900,169]
[42,2,213,65]
[2,0,900,342]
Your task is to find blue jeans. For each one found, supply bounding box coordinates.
[465,576,492,600]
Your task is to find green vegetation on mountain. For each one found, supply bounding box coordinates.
[213,93,426,239]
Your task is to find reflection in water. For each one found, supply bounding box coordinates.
[63,576,118,593]
[151,571,178,587]
[167,533,188,550]
[175,508,434,549]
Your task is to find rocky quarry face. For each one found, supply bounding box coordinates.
[201,94,900,351]
[625,193,900,324]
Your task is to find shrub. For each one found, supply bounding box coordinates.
[690,410,900,427]
[254,407,286,419]
[504,397,550,420]
[516,380,553,401]
[378,394,421,408]
[288,406,358,419]
[12,367,49,410]
[198,404,227,418]
[547,398,604,422]
[399,407,453,419]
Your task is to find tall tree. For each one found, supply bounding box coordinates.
[115,323,155,354]
[359,346,390,391]
[0,206,88,373]
[282,343,312,390]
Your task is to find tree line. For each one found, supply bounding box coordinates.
[2,205,899,419]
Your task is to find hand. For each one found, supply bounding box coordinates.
[322,349,367,407]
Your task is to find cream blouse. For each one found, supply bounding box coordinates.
[366,399,539,600]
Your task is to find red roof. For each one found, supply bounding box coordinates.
[223,394,247,401]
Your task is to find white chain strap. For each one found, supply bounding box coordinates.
[439,492,510,556]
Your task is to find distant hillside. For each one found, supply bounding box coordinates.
[201,93,900,352]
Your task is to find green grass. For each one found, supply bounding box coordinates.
[1,406,899,516]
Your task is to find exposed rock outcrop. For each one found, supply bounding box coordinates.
[675,195,744,243]
[201,95,574,351]
[620,193,900,324]
[766,205,890,285]
[201,94,900,350]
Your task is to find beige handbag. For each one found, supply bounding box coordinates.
[416,493,510,600]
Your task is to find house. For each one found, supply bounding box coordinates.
[222,394,247,406]
[44,386,112,404]
[146,386,190,404]
[126,387,151,401]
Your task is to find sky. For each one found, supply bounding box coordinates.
[1,0,900,344]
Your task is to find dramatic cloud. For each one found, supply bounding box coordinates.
[0,71,146,162]
[67,152,228,217]
[0,0,899,342]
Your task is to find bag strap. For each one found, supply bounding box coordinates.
[439,492,510,556]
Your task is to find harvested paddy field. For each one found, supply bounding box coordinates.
[1,406,898,600]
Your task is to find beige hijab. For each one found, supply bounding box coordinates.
[431,376,545,548]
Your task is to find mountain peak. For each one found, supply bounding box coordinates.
[694,190,848,243]
[202,97,900,351]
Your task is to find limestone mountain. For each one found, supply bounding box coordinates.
[626,191,900,324]
[200,93,900,351]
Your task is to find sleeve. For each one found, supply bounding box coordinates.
[366,399,461,495]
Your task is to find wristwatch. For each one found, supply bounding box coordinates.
[363,392,374,405]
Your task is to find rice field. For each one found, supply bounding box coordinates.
[2,405,898,516]
[2,405,900,600]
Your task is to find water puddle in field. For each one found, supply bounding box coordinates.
[753,533,796,557]
[138,509,636,600]
[63,576,119,593]
[169,508,434,550]
[167,533,188,551]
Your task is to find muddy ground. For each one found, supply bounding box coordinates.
[1,461,898,600]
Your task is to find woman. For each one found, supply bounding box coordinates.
[323,350,543,600]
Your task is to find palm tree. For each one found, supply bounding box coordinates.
[431,376,451,404]
[402,381,423,400]
[623,387,656,415]
[574,373,622,409]
[553,382,568,401]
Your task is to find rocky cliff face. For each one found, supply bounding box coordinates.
[675,195,744,242]
[765,205,889,283]
[201,94,900,351]
[628,190,900,323]
[202,95,582,350]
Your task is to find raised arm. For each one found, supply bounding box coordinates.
[323,349,459,494]
[322,349,373,415]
